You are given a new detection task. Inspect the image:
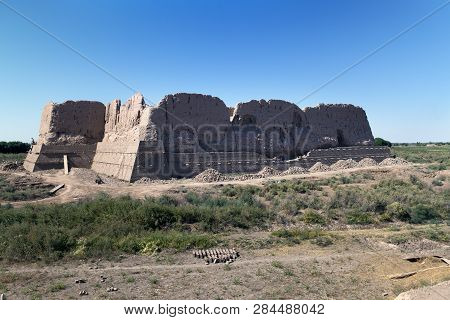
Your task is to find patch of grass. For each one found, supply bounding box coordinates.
[271,260,284,269]
[346,210,374,225]
[283,268,295,276]
[0,153,26,163]
[0,174,53,201]
[232,277,242,285]
[149,277,159,285]
[49,282,66,292]
[392,145,450,169]
[126,276,135,283]
[387,226,450,245]
[432,179,444,187]
[302,209,326,225]
[311,236,333,247]
[271,228,324,244]
[260,179,321,199]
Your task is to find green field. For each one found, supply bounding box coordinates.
[392,144,450,169]
[0,153,26,163]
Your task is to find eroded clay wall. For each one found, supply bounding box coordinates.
[38,101,105,145]
[304,104,374,150]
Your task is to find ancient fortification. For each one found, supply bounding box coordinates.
[24,93,390,181]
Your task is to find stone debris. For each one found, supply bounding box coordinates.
[357,157,377,167]
[107,287,118,292]
[100,275,107,283]
[79,290,88,296]
[0,161,23,172]
[282,166,307,175]
[231,173,258,181]
[256,166,280,178]
[134,177,157,184]
[192,248,240,265]
[0,293,6,300]
[330,159,358,170]
[194,169,225,183]
[75,279,86,284]
[309,162,330,172]
[379,157,409,166]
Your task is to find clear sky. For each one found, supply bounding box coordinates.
[0,0,449,143]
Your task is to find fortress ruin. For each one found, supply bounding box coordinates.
[24,93,391,181]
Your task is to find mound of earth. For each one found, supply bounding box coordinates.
[69,168,124,185]
[357,158,377,167]
[0,161,23,172]
[309,162,330,172]
[257,166,280,177]
[282,166,307,175]
[194,169,225,182]
[379,157,409,166]
[330,159,358,170]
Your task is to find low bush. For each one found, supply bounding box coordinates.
[302,209,326,225]
[0,192,271,261]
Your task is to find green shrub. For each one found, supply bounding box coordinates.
[0,193,270,261]
[374,138,392,147]
[409,204,440,224]
[346,210,374,225]
[302,209,326,225]
[311,236,333,247]
[385,202,410,221]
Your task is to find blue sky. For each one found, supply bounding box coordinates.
[0,0,449,142]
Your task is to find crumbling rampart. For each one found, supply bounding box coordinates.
[25,92,385,181]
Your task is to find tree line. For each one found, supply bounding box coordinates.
[0,141,31,153]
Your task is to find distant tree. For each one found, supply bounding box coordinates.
[0,141,31,153]
[374,137,392,147]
